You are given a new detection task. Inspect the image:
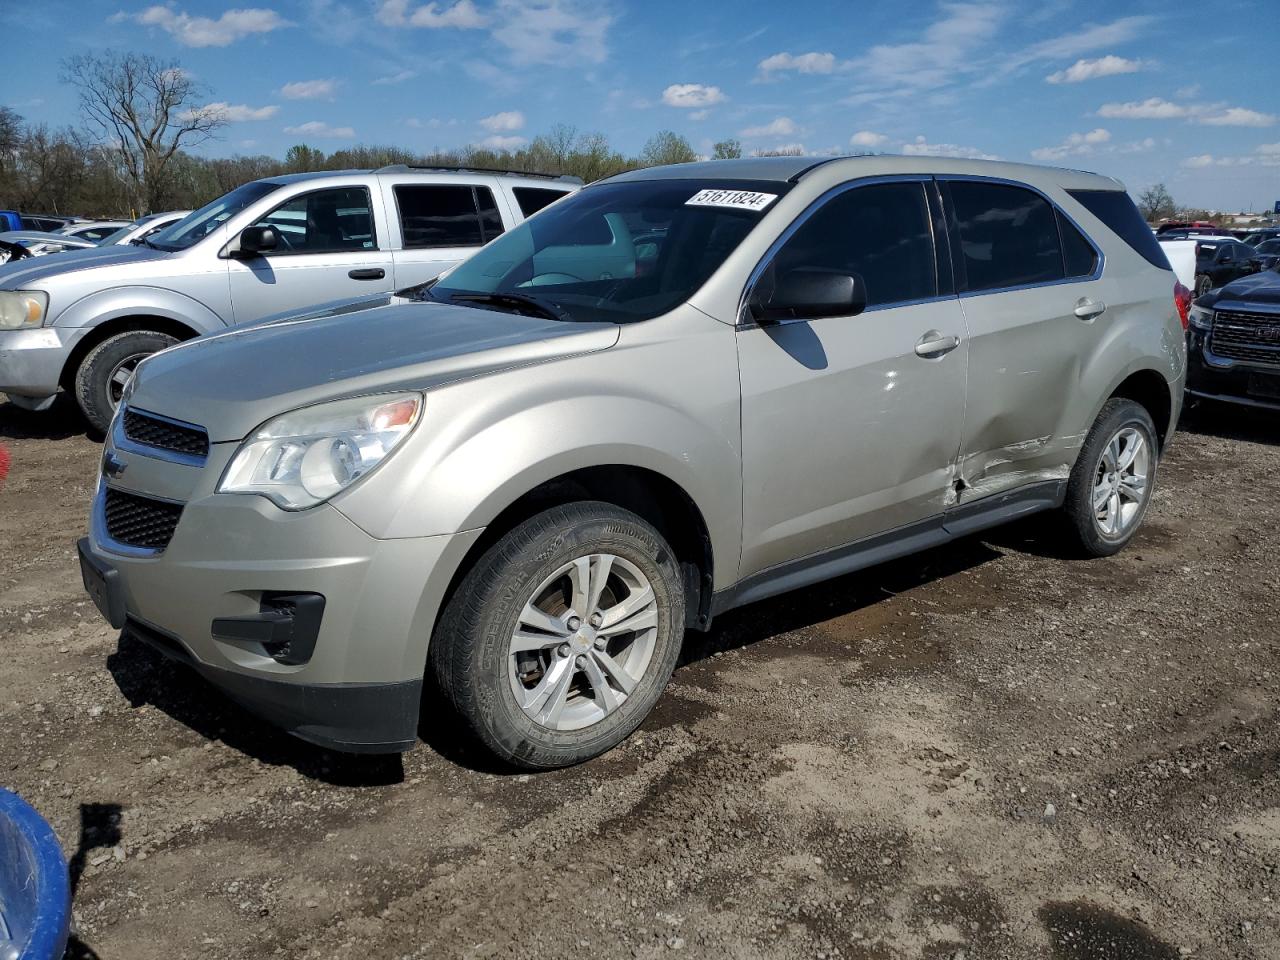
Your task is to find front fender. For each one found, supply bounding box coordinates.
[335,308,744,590]
[52,285,228,335]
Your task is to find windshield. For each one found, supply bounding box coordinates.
[148,181,282,251]
[429,179,790,323]
[99,221,143,246]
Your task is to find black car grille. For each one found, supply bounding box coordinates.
[1209,309,1280,367]
[103,488,184,551]
[122,408,209,459]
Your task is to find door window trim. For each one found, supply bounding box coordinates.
[936,174,1105,299]
[738,174,951,328]
[248,185,380,258]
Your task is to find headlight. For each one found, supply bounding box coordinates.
[218,393,422,510]
[1188,304,1214,331]
[0,290,49,329]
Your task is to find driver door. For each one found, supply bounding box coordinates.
[228,185,394,325]
[737,179,969,579]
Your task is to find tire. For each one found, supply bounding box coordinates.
[1196,274,1213,298]
[432,501,686,769]
[74,330,177,434]
[1062,398,1159,558]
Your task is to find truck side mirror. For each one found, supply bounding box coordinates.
[236,225,279,257]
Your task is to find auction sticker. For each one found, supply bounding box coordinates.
[685,189,778,212]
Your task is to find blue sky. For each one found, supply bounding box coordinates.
[4,0,1279,211]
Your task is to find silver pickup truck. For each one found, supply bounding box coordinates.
[0,165,579,431]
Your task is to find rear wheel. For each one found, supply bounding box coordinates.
[74,330,177,433]
[1196,274,1213,298]
[432,502,685,769]
[1062,398,1159,557]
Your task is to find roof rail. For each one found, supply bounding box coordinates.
[374,163,583,184]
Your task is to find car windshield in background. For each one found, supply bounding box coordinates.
[429,179,790,324]
[148,181,282,251]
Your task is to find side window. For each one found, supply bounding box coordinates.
[947,181,1064,292]
[513,187,570,218]
[765,181,937,309]
[394,184,504,249]
[1058,211,1099,278]
[253,187,376,255]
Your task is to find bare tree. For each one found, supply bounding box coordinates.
[640,130,697,167]
[712,138,742,160]
[1137,183,1176,223]
[61,51,225,211]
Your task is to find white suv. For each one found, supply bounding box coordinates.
[0,166,580,431]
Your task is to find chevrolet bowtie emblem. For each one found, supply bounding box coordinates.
[102,450,127,479]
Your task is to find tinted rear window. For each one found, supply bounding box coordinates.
[947,181,1064,292]
[513,187,570,218]
[1067,189,1170,270]
[394,184,504,248]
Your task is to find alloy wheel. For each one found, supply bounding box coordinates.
[1092,426,1150,538]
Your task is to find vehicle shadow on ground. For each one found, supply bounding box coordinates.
[106,633,405,787]
[1178,399,1280,445]
[0,395,97,441]
[679,535,1003,667]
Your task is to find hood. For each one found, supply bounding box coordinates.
[1204,269,1280,310]
[0,243,167,288]
[129,299,621,441]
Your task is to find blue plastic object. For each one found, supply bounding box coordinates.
[0,789,70,960]
[0,212,20,232]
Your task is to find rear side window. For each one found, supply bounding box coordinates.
[947,181,1064,292]
[767,181,937,308]
[394,184,504,249]
[1058,212,1099,278]
[1068,189,1171,270]
[513,187,570,218]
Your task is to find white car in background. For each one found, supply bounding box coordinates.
[98,211,192,248]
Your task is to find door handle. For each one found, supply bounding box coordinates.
[348,268,385,281]
[914,331,961,358]
[1074,298,1106,321]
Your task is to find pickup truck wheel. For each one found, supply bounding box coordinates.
[1196,274,1213,298]
[432,502,685,769]
[1061,398,1158,558]
[74,330,177,434]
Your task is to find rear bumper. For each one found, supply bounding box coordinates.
[0,326,83,401]
[1186,329,1280,411]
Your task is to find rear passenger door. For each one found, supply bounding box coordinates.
[942,178,1103,500]
[385,181,506,288]
[737,179,969,578]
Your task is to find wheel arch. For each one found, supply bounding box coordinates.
[58,314,202,391]
[1108,367,1175,450]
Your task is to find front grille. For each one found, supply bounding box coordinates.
[1209,309,1280,367]
[103,487,184,551]
[123,408,209,458]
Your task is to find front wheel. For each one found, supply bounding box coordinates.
[74,330,178,434]
[431,502,686,769]
[1196,274,1213,298]
[1062,398,1159,557]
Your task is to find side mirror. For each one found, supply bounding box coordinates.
[751,268,867,323]
[236,225,279,257]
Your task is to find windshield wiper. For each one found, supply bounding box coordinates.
[448,291,573,322]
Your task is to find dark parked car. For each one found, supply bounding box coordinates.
[1187,268,1280,409]
[1194,240,1259,296]
[1251,239,1280,272]
[1243,227,1280,247]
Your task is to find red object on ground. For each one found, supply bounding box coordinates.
[0,444,10,487]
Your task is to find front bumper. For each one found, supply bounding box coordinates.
[1186,328,1280,411]
[80,462,481,753]
[0,326,85,403]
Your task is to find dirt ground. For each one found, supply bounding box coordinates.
[2,394,1279,960]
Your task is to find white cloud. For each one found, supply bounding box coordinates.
[1031,127,1111,162]
[662,83,726,108]
[757,51,838,78]
[689,109,709,121]
[902,136,999,161]
[479,110,524,132]
[1045,55,1143,84]
[376,0,488,28]
[132,5,288,47]
[1258,143,1280,156]
[1118,137,1157,153]
[740,116,798,138]
[1097,97,1190,120]
[181,102,279,123]
[1022,16,1152,62]
[373,70,417,85]
[1182,155,1215,168]
[849,130,888,147]
[478,134,528,149]
[1197,107,1276,128]
[848,2,1002,94]
[490,0,612,66]
[283,120,355,138]
[280,79,337,100]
